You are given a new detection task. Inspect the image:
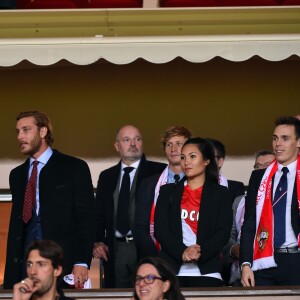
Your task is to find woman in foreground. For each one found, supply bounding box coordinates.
[133,257,184,300]
[155,137,232,287]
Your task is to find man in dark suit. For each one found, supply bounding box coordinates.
[4,111,95,289]
[93,125,166,288]
[206,138,245,201]
[240,116,300,286]
[135,126,192,258]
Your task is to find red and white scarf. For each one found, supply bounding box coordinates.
[252,155,300,271]
[219,173,228,187]
[236,196,245,243]
[150,166,169,250]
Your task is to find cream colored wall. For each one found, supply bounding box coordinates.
[0,156,254,189]
[0,57,299,188]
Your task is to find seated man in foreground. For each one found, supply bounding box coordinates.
[13,240,74,300]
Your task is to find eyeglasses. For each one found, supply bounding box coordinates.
[118,137,142,144]
[134,274,163,285]
[253,162,272,170]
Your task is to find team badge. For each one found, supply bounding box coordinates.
[257,229,269,250]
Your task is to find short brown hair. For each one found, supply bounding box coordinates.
[17,111,54,146]
[161,126,192,149]
[26,240,65,282]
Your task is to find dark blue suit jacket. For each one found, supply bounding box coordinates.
[4,150,96,289]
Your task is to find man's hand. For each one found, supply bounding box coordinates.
[93,242,109,261]
[13,278,38,300]
[231,244,240,258]
[241,265,255,287]
[72,265,88,289]
[182,244,201,262]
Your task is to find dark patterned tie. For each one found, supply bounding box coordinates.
[116,167,134,235]
[273,166,289,248]
[23,160,39,223]
[174,174,180,184]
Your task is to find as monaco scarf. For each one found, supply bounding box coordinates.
[150,166,169,250]
[219,173,228,187]
[252,155,300,271]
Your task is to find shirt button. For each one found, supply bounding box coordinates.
[13,258,19,263]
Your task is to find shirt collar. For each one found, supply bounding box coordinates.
[277,159,297,173]
[121,159,140,170]
[30,147,53,166]
[167,167,184,183]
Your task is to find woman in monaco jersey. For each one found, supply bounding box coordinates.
[155,137,232,287]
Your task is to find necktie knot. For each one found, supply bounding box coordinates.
[123,167,134,174]
[282,167,289,175]
[174,174,180,184]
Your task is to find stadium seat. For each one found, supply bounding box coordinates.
[16,0,78,8]
[219,0,278,5]
[160,0,218,6]
[281,0,300,4]
[76,0,143,8]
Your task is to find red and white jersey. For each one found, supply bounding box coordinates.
[181,184,202,246]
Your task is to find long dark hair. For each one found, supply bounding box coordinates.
[133,257,185,300]
[182,137,219,184]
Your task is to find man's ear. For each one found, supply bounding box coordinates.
[39,126,48,139]
[54,265,62,278]
[114,141,120,153]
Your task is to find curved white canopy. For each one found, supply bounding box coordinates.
[1,34,300,66]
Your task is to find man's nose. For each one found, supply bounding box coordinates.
[27,265,37,276]
[17,131,23,141]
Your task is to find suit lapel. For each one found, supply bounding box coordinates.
[196,181,211,242]
[135,154,147,189]
[171,183,184,240]
[14,159,30,210]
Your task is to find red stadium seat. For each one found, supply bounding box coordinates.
[281,0,300,4]
[219,0,278,5]
[160,0,218,6]
[76,0,143,8]
[17,0,78,8]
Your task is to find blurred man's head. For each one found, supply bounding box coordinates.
[254,150,275,170]
[206,138,226,170]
